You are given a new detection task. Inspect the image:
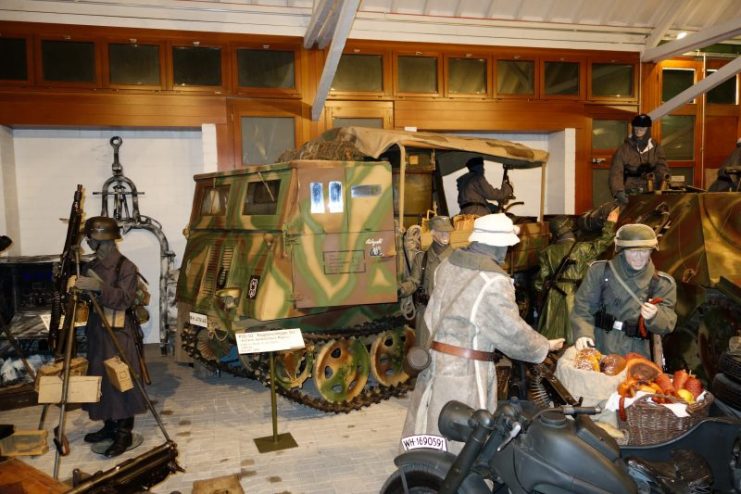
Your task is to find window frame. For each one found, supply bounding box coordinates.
[232,40,302,99]
[659,61,697,105]
[327,45,392,100]
[493,54,539,99]
[166,39,229,94]
[443,52,492,99]
[704,59,739,108]
[0,33,33,86]
[324,100,393,130]
[540,56,585,100]
[36,34,102,88]
[103,37,165,91]
[393,50,444,98]
[587,55,638,103]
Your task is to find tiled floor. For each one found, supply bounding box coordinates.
[0,345,411,493]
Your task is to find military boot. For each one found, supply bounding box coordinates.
[104,417,133,458]
[83,419,117,443]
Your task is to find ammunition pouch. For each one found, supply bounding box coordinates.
[594,309,645,339]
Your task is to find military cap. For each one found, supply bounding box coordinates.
[631,114,652,128]
[468,213,520,247]
[615,223,657,252]
[429,216,453,233]
[83,216,121,240]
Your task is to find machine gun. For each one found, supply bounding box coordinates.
[49,184,84,357]
[67,441,182,494]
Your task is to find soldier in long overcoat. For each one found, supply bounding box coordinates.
[534,208,618,342]
[571,224,677,358]
[400,214,564,453]
[76,216,147,458]
[609,114,669,205]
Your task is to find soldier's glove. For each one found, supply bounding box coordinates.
[548,338,565,352]
[75,275,102,292]
[615,191,629,205]
[574,337,595,351]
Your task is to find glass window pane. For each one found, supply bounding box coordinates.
[109,43,160,86]
[200,185,230,216]
[328,181,343,213]
[397,56,437,93]
[662,69,694,102]
[448,57,486,95]
[310,182,325,213]
[332,54,383,92]
[592,120,628,150]
[496,60,534,95]
[544,61,579,95]
[243,180,280,215]
[172,46,222,86]
[592,63,633,97]
[706,70,737,104]
[661,115,695,160]
[241,116,295,165]
[332,117,383,129]
[0,38,27,80]
[237,49,294,88]
[42,40,95,82]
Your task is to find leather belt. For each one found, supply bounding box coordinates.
[460,202,489,210]
[430,341,499,362]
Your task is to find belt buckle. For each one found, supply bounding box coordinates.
[612,320,624,331]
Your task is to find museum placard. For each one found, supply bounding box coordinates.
[236,328,304,354]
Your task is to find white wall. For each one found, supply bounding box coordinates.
[12,128,206,343]
[442,131,575,218]
[0,126,21,256]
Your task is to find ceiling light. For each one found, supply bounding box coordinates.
[677,31,688,39]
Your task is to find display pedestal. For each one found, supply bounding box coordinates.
[253,352,298,453]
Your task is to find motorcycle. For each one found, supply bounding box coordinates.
[383,361,741,494]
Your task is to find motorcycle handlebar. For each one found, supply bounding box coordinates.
[561,405,601,416]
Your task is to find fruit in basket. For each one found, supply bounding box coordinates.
[638,384,656,394]
[575,348,602,372]
[654,373,675,395]
[617,357,663,397]
[673,369,690,391]
[684,376,703,399]
[677,389,695,404]
[600,354,627,375]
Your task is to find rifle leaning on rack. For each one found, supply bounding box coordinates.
[49,184,85,358]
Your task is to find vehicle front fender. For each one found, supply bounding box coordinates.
[393,450,491,494]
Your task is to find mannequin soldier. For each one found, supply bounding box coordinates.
[534,207,619,342]
[571,224,677,358]
[457,157,514,216]
[76,216,147,458]
[399,215,454,344]
[709,137,741,192]
[401,214,564,453]
[610,114,669,205]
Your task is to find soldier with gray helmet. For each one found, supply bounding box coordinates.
[399,215,455,344]
[400,214,564,453]
[610,114,669,205]
[456,157,514,216]
[76,216,147,458]
[570,223,677,358]
[534,207,619,342]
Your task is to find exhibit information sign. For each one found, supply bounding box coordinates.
[236,328,304,354]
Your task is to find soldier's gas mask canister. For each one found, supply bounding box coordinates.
[615,223,658,271]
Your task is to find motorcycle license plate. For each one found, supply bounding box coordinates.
[400,435,447,452]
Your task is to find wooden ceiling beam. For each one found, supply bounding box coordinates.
[642,16,741,62]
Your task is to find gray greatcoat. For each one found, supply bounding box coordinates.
[83,250,147,421]
[570,253,677,358]
[400,247,550,453]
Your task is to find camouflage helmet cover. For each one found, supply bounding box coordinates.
[548,215,573,239]
[615,223,658,252]
[84,216,121,240]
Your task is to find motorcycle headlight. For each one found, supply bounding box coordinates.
[438,400,475,442]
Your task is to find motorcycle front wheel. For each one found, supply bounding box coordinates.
[380,463,445,494]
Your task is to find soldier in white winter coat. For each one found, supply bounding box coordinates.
[400,214,564,453]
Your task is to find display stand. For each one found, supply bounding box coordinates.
[235,328,304,453]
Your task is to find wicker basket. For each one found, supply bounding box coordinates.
[621,392,714,446]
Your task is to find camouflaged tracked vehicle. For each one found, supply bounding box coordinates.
[581,190,740,383]
[176,127,548,412]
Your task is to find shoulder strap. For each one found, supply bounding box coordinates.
[113,255,126,288]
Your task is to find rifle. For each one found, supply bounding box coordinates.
[68,441,182,494]
[49,184,84,357]
[539,241,577,314]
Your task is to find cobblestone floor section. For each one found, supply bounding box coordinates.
[0,345,411,494]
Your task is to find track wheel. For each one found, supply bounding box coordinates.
[370,327,415,387]
[275,346,314,390]
[313,339,369,403]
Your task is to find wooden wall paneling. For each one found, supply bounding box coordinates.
[703,115,739,173]
[215,122,236,170]
[323,100,394,129]
[639,62,660,113]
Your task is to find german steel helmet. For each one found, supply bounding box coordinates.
[548,215,573,239]
[83,216,121,240]
[631,113,652,128]
[429,215,453,232]
[615,223,658,252]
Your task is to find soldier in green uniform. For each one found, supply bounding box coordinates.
[399,216,454,344]
[610,114,669,205]
[534,207,619,342]
[570,224,677,358]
